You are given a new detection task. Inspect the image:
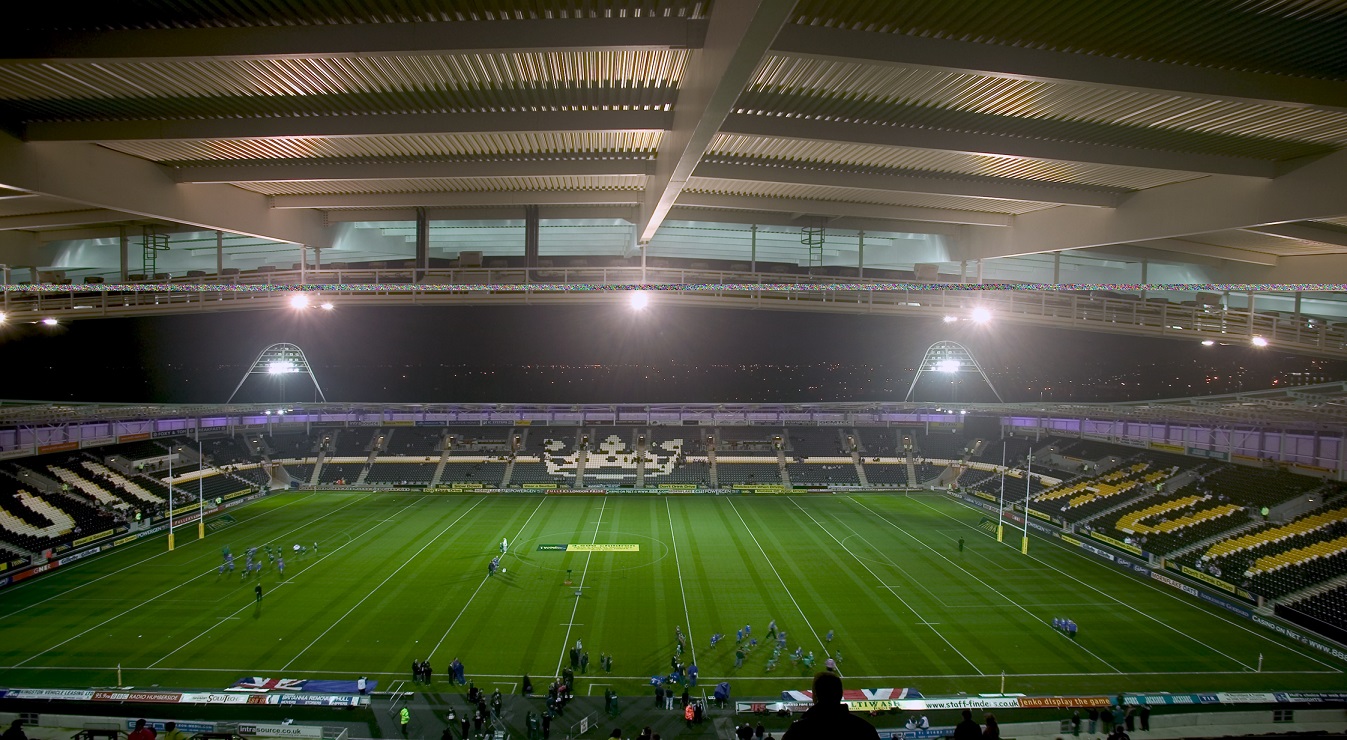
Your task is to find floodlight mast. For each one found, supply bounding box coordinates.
[226,343,327,403]
[905,341,1004,403]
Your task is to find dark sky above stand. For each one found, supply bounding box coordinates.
[1,304,1341,404]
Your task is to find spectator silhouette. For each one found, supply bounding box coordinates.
[781,672,880,740]
[2,720,26,740]
[982,713,1000,739]
[953,709,980,740]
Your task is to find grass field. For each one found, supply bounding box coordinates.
[0,491,1343,698]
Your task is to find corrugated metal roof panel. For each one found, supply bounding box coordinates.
[746,56,1347,148]
[788,0,1347,80]
[234,175,647,196]
[99,131,665,161]
[17,1,710,29]
[0,51,690,104]
[4,88,677,122]
[684,176,1055,214]
[707,133,1205,190]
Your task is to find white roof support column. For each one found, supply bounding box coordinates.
[637,0,797,243]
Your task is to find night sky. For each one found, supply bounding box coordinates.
[1,304,1341,405]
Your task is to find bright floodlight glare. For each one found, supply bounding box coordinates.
[289,293,310,309]
[41,317,58,326]
[0,311,6,324]
[629,291,650,310]
[319,302,335,311]
[970,307,992,324]
[1251,336,1269,347]
[267,360,298,375]
[942,315,957,323]
[936,358,961,373]
[1201,340,1216,346]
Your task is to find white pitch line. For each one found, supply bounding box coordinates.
[784,498,981,676]
[554,496,608,678]
[666,497,697,666]
[724,498,831,660]
[428,495,550,659]
[12,492,374,667]
[905,495,1277,673]
[0,490,326,620]
[149,496,429,669]
[280,496,488,670]
[846,498,1121,674]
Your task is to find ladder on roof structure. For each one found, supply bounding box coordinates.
[800,220,825,267]
[141,226,170,277]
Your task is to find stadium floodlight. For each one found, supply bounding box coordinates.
[1251,336,1269,347]
[629,291,650,310]
[228,343,326,403]
[942,315,958,323]
[0,311,6,324]
[906,341,1003,402]
[319,302,335,311]
[970,307,992,324]
[289,293,310,309]
[1201,340,1216,346]
[41,317,58,326]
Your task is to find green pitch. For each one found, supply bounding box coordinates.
[0,491,1343,697]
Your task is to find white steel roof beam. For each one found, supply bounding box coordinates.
[0,133,329,246]
[1121,238,1279,266]
[1247,222,1347,249]
[974,147,1347,260]
[772,25,1347,115]
[675,192,1011,227]
[0,208,133,231]
[638,0,797,243]
[174,158,654,184]
[272,191,643,210]
[694,159,1123,207]
[3,18,709,60]
[719,114,1276,178]
[26,111,672,143]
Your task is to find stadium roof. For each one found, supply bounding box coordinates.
[0,1,1344,288]
[3,380,1345,431]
